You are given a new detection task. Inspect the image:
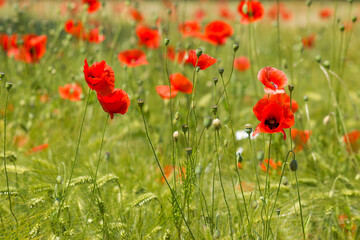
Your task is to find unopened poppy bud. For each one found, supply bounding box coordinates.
[213,230,220,239]
[6,82,13,92]
[196,66,201,72]
[204,116,212,128]
[242,4,248,14]
[257,151,264,161]
[339,24,345,32]
[164,38,170,46]
[211,105,218,114]
[276,209,281,215]
[173,131,179,142]
[186,147,193,156]
[244,124,252,135]
[306,0,312,7]
[212,118,221,130]
[195,164,203,176]
[137,99,144,108]
[182,124,189,133]
[251,200,258,209]
[323,60,330,69]
[282,176,289,185]
[233,43,239,52]
[175,111,180,120]
[0,72,4,79]
[303,95,308,102]
[290,159,298,171]
[352,16,357,23]
[323,114,331,125]
[224,139,228,148]
[288,85,294,92]
[213,77,218,86]
[315,55,322,63]
[237,152,243,163]
[196,48,203,57]
[56,175,62,184]
[218,68,224,76]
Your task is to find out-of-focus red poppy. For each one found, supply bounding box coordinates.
[267,3,293,21]
[237,0,264,24]
[161,165,186,183]
[338,214,357,235]
[237,162,243,169]
[302,34,316,49]
[97,89,130,119]
[60,1,80,15]
[83,59,115,96]
[59,83,83,101]
[291,129,311,151]
[179,21,201,38]
[65,20,84,39]
[266,93,298,113]
[260,159,282,174]
[253,97,294,139]
[0,0,5,7]
[234,56,250,72]
[82,0,101,13]
[156,85,178,99]
[186,50,217,70]
[129,8,144,22]
[15,34,47,63]
[170,73,193,94]
[136,25,160,49]
[343,130,360,152]
[202,20,233,45]
[28,143,49,154]
[194,8,206,21]
[219,6,235,21]
[40,94,50,103]
[84,28,105,43]
[118,49,148,67]
[238,181,254,192]
[319,8,332,19]
[13,135,28,148]
[258,66,288,94]
[167,46,186,64]
[0,34,17,52]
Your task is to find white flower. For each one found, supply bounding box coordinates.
[236,130,259,140]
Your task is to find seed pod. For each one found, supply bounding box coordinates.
[244,124,252,135]
[233,43,239,52]
[212,118,221,130]
[196,48,203,57]
[290,159,298,171]
[137,99,144,108]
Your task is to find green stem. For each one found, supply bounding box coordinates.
[295,171,306,239]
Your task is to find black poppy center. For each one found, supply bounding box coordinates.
[265,118,279,130]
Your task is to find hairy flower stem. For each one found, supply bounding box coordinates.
[57,88,91,221]
[214,130,234,239]
[264,134,272,238]
[3,91,18,237]
[82,113,109,238]
[248,135,262,196]
[140,107,195,239]
[295,171,306,239]
[186,58,199,146]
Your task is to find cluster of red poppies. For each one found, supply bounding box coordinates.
[0,34,47,63]
[64,20,105,43]
[83,59,130,119]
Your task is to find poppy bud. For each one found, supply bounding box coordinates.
[218,68,224,76]
[323,60,330,69]
[282,176,289,185]
[204,116,212,128]
[242,4,248,14]
[212,118,221,130]
[288,85,294,92]
[339,24,345,32]
[237,152,243,163]
[6,82,13,92]
[164,38,170,46]
[211,105,218,115]
[315,55,322,63]
[182,124,189,133]
[137,99,144,108]
[276,209,281,215]
[233,43,239,52]
[352,16,357,23]
[348,0,353,3]
[244,124,252,135]
[173,131,179,142]
[0,72,4,79]
[213,230,220,239]
[290,159,298,171]
[196,66,201,72]
[175,111,180,120]
[213,77,218,86]
[224,139,228,148]
[303,95,308,102]
[186,147,193,156]
[56,175,62,184]
[195,164,203,176]
[323,114,331,125]
[196,48,203,57]
[306,0,312,7]
[257,151,264,162]
[251,200,258,209]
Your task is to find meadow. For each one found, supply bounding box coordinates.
[0,0,360,239]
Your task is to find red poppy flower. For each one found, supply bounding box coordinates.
[82,0,101,13]
[97,89,130,119]
[83,59,115,96]
[260,159,282,175]
[302,34,316,49]
[234,56,250,72]
[187,50,217,70]
[267,3,293,21]
[291,129,311,151]
[170,73,193,94]
[0,34,17,52]
[28,143,49,154]
[343,130,360,152]
[129,8,144,22]
[319,8,332,19]
[136,25,160,49]
[59,83,83,101]
[202,20,234,45]
[118,49,148,67]
[266,93,298,113]
[238,182,254,192]
[194,8,206,21]
[179,21,201,38]
[0,0,5,7]
[84,28,105,43]
[161,165,186,183]
[15,34,47,63]
[13,135,28,148]
[253,97,295,139]
[258,66,288,94]
[219,6,235,21]
[65,20,84,39]
[167,46,186,64]
[156,85,178,99]
[237,0,264,24]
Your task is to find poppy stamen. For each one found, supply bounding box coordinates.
[265,118,279,130]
